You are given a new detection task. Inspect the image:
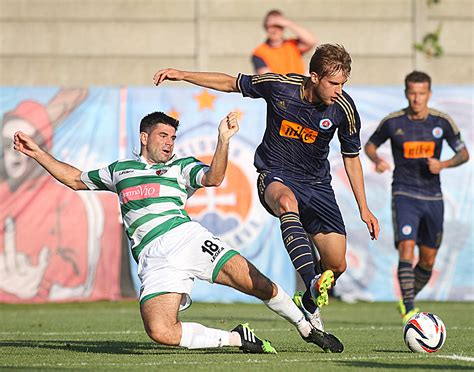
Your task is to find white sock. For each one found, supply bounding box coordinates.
[263,283,312,338]
[179,322,232,349]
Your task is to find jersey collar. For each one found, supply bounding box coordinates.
[139,154,176,168]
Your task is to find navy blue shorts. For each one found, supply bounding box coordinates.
[257,171,346,235]
[392,194,444,249]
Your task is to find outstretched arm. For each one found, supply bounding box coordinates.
[153,69,239,93]
[342,155,380,240]
[201,112,239,187]
[13,131,88,190]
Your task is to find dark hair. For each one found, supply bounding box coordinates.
[139,112,179,134]
[309,44,352,79]
[405,71,431,90]
[263,9,283,28]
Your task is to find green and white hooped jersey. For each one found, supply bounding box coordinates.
[81,155,209,262]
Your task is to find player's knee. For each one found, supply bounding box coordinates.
[145,322,180,346]
[276,194,298,214]
[398,242,415,261]
[330,261,347,276]
[322,256,346,276]
[418,257,435,270]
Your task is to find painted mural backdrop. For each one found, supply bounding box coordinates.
[1,86,472,303]
[0,88,122,303]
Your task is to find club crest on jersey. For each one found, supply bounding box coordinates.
[432,127,443,139]
[402,225,412,236]
[156,167,169,176]
[319,118,333,130]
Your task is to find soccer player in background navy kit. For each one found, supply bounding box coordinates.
[365,71,469,324]
[153,44,380,350]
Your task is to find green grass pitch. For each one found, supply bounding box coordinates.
[1,300,473,371]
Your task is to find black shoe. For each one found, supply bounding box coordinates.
[231,323,277,354]
[303,327,344,353]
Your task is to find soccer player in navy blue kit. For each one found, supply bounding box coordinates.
[365,71,469,324]
[154,44,380,350]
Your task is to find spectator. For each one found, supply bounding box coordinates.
[251,10,317,75]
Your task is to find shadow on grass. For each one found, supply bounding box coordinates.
[335,361,472,370]
[0,340,239,355]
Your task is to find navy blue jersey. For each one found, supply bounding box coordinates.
[368,108,466,198]
[237,73,361,182]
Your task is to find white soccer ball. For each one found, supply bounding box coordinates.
[403,312,446,353]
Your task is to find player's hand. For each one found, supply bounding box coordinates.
[374,158,390,173]
[13,131,43,159]
[153,68,185,86]
[0,217,50,299]
[266,14,289,28]
[218,112,239,141]
[360,208,380,240]
[427,158,443,174]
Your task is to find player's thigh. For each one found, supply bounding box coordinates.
[301,182,346,236]
[172,222,240,286]
[258,172,299,215]
[214,254,274,300]
[392,195,422,248]
[418,199,444,249]
[398,240,417,261]
[140,292,182,344]
[311,232,347,272]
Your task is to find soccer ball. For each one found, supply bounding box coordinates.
[403,312,446,353]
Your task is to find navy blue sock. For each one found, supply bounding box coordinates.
[302,290,317,313]
[279,212,316,289]
[314,259,324,275]
[414,264,432,296]
[398,260,415,312]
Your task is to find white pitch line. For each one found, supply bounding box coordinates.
[438,355,474,362]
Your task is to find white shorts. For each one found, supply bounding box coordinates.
[137,221,239,310]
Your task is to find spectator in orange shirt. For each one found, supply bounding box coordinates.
[251,10,317,75]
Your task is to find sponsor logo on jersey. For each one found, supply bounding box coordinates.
[319,118,333,130]
[120,183,160,203]
[276,100,287,109]
[432,127,443,138]
[119,170,134,176]
[402,225,412,235]
[395,128,405,136]
[279,120,318,143]
[403,141,435,159]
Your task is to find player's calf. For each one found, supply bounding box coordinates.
[144,320,181,346]
[215,254,274,300]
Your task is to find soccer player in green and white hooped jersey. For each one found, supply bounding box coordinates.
[13,111,343,353]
